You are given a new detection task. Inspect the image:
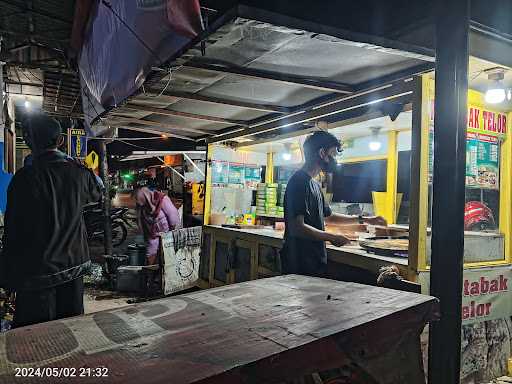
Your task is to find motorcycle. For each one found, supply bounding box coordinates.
[464,201,496,231]
[84,204,128,248]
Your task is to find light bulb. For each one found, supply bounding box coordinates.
[485,88,506,104]
[368,141,382,151]
[282,152,292,161]
[24,100,31,109]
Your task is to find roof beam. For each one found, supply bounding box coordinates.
[115,104,249,127]
[117,126,195,142]
[108,117,210,135]
[183,59,354,94]
[207,80,414,143]
[148,90,291,114]
[4,80,42,87]
[0,28,69,43]
[205,61,434,143]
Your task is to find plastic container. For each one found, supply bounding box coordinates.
[127,244,146,266]
[209,213,227,225]
[116,266,145,293]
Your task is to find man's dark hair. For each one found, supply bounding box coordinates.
[23,114,62,153]
[303,131,341,164]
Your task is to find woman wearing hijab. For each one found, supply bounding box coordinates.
[133,187,180,264]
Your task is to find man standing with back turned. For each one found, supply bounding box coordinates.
[1,114,102,327]
[282,131,386,278]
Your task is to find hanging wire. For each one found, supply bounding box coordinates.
[470,70,485,82]
[117,139,154,151]
[147,66,181,98]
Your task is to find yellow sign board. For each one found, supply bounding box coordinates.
[85,150,99,170]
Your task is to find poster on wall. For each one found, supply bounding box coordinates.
[244,165,261,188]
[228,162,245,184]
[428,102,504,188]
[244,165,261,181]
[465,133,499,189]
[211,160,228,184]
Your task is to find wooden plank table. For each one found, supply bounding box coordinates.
[0,275,439,384]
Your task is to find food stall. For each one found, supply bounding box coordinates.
[77,0,512,379]
[198,59,512,381]
[200,109,414,288]
[200,63,512,276]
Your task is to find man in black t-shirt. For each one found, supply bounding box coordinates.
[282,131,386,277]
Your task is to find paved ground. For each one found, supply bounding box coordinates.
[84,288,135,314]
[84,194,142,314]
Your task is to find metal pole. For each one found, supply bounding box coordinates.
[99,140,113,256]
[428,0,469,383]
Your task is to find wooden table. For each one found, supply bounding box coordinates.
[0,276,439,384]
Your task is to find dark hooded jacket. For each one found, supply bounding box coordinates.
[1,151,102,290]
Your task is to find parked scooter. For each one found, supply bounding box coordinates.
[84,204,128,247]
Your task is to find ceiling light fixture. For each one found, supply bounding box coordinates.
[485,68,507,104]
[24,97,30,110]
[368,127,382,151]
[282,143,292,161]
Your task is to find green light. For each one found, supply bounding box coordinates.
[121,172,134,181]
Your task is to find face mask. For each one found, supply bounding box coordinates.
[320,154,338,173]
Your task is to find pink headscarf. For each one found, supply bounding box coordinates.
[134,187,166,238]
[134,187,165,216]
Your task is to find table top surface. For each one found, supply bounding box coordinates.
[0,275,437,384]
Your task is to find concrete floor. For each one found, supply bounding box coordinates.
[84,198,142,314]
[84,288,135,314]
[84,289,133,314]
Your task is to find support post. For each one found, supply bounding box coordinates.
[385,131,398,224]
[499,113,512,262]
[99,140,113,256]
[409,75,431,278]
[203,144,212,225]
[428,1,469,383]
[265,152,274,184]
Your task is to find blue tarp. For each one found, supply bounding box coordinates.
[78,0,203,134]
[0,143,13,214]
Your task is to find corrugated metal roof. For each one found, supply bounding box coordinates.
[0,0,75,50]
[99,12,433,142]
[0,0,81,118]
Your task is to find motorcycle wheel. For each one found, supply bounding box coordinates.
[112,221,128,247]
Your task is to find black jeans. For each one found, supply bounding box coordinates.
[13,277,84,328]
[280,246,328,278]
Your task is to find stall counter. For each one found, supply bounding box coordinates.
[198,225,408,288]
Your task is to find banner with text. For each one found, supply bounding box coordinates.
[419,267,512,325]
